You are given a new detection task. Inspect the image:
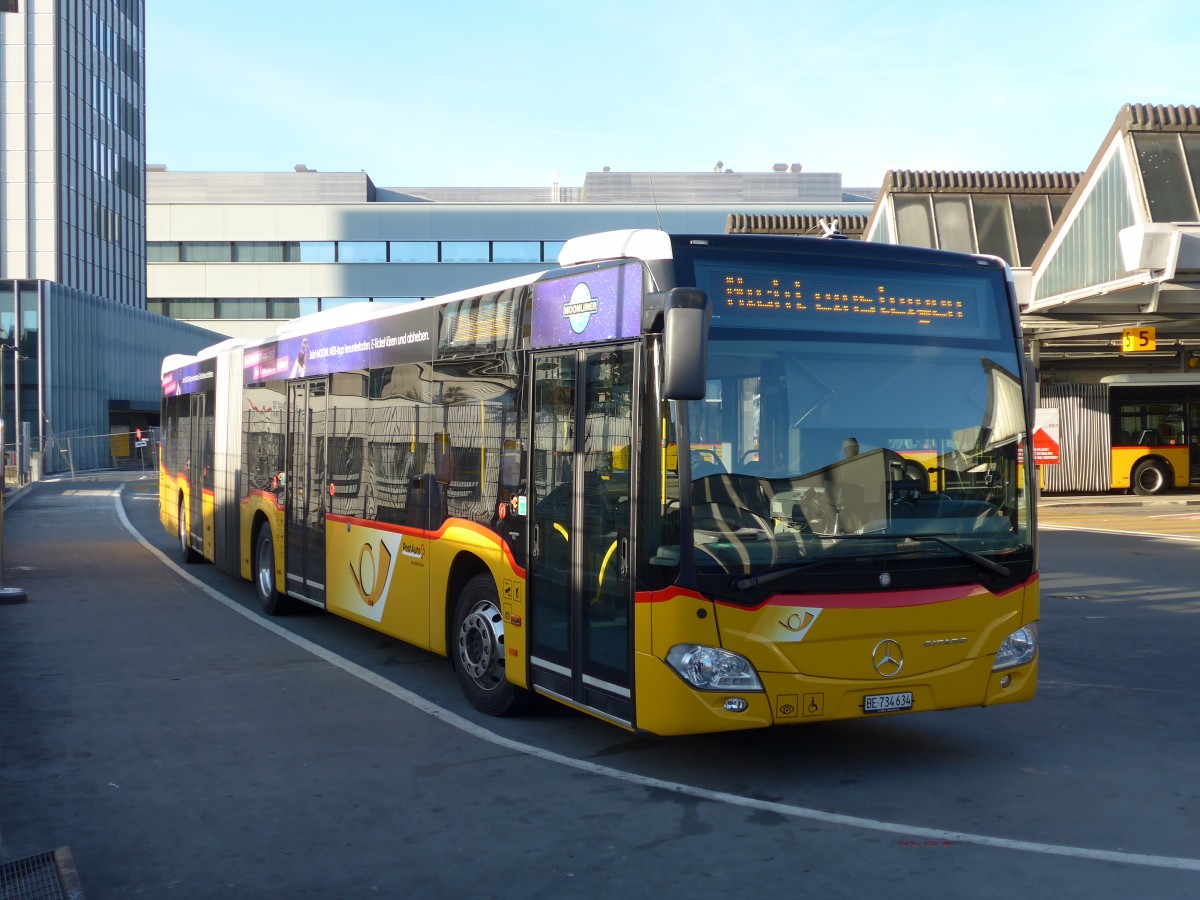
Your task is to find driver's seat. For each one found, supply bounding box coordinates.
[693,473,772,519]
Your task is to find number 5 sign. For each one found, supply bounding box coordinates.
[1122,327,1156,352]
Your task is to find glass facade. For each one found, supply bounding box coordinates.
[388,241,438,262]
[148,238,568,321]
[59,0,147,306]
[1,0,144,304]
[149,239,566,265]
[1033,151,1135,302]
[152,297,420,320]
[439,241,490,263]
[891,191,1060,268]
[1134,132,1200,223]
[336,242,386,263]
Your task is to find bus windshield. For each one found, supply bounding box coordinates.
[674,251,1032,592]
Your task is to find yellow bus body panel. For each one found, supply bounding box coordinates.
[238,493,285,583]
[1110,446,1188,489]
[322,516,529,688]
[634,576,1038,736]
[159,467,215,562]
[159,465,182,536]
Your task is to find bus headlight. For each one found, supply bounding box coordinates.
[666,644,764,691]
[993,623,1038,671]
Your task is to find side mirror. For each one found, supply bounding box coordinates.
[663,288,711,400]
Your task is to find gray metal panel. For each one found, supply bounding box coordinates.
[377,186,585,203]
[148,172,376,204]
[581,171,843,204]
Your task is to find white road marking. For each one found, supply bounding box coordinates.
[1040,522,1200,544]
[116,491,1200,872]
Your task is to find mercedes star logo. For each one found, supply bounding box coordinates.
[872,639,904,678]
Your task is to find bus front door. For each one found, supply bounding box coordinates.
[285,378,328,607]
[528,346,636,727]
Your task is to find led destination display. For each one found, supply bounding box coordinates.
[697,260,997,340]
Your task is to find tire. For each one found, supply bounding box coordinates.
[1131,459,1170,496]
[178,498,200,564]
[254,524,294,615]
[452,574,523,716]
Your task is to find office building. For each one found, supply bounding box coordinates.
[1,0,216,475]
[146,166,873,340]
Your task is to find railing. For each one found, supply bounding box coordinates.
[6,428,160,483]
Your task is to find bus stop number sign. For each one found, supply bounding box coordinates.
[1122,327,1156,352]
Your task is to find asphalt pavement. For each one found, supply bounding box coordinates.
[2,472,1199,898]
[0,473,521,897]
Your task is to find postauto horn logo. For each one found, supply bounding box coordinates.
[349,537,398,607]
[563,282,600,334]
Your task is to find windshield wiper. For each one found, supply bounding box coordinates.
[731,549,903,590]
[730,535,1010,590]
[889,533,1010,578]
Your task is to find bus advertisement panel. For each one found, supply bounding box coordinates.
[244,307,438,382]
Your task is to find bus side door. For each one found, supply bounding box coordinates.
[528,345,637,726]
[285,378,328,607]
[186,390,210,553]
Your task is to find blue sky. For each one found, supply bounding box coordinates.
[147,0,1200,189]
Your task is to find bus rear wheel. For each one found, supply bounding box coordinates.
[452,574,522,716]
[178,498,200,564]
[1132,459,1170,496]
[254,525,294,615]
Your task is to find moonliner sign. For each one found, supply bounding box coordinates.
[531,262,643,349]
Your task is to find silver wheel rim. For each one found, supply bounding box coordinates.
[256,533,274,599]
[457,598,505,691]
[1137,465,1165,493]
[179,503,188,554]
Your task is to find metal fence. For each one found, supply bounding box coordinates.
[7,428,159,483]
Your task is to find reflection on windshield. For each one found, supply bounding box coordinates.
[670,336,1032,581]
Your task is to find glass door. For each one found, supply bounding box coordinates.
[186,391,208,550]
[1188,400,1200,485]
[285,378,328,607]
[528,346,636,725]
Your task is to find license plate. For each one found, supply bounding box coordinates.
[864,691,914,713]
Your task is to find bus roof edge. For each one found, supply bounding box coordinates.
[558,229,673,267]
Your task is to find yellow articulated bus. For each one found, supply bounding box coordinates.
[1102,374,1200,495]
[160,229,1038,736]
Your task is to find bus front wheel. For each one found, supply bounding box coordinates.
[1132,459,1170,496]
[452,574,523,716]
